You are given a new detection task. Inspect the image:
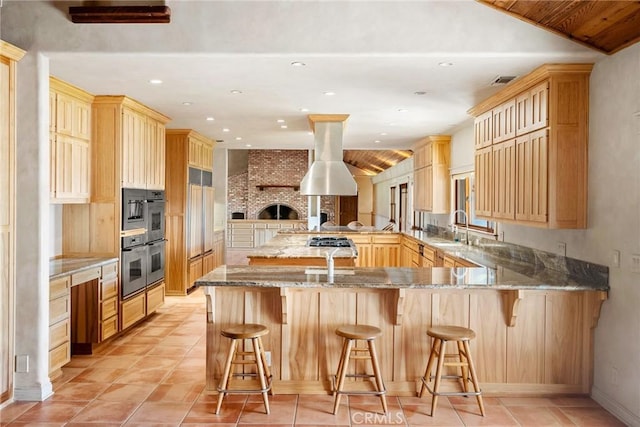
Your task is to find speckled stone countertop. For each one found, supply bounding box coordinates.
[247,234,357,260]
[50,257,118,280]
[207,229,608,292]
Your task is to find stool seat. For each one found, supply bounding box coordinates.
[332,324,387,416]
[336,324,382,340]
[221,323,269,339]
[428,325,476,341]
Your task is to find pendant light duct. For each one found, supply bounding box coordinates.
[300,115,357,196]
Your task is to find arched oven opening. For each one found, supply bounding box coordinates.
[257,204,299,220]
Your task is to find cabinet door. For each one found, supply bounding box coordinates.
[72,99,91,140]
[203,186,215,253]
[474,146,492,217]
[188,137,202,169]
[122,108,146,189]
[424,165,433,212]
[200,141,213,171]
[493,100,516,143]
[529,82,549,132]
[492,140,516,220]
[354,244,373,267]
[55,92,74,136]
[516,130,548,223]
[49,133,57,199]
[188,184,203,258]
[146,119,165,190]
[474,110,493,149]
[373,244,400,267]
[413,167,425,211]
[54,135,90,202]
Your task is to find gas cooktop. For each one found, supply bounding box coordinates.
[307,236,354,248]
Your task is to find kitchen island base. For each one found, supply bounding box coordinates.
[203,285,605,397]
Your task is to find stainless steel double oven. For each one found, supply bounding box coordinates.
[121,189,166,298]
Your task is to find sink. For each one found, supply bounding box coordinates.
[304,268,356,275]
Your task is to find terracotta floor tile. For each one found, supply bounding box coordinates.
[69,400,140,423]
[13,401,87,423]
[96,383,157,403]
[91,355,144,369]
[175,357,206,369]
[507,405,576,426]
[157,335,201,347]
[114,367,171,384]
[50,367,85,386]
[349,407,407,425]
[136,326,178,337]
[448,395,501,406]
[63,355,97,368]
[294,394,350,425]
[238,400,296,424]
[5,422,67,426]
[550,397,603,407]
[0,401,37,423]
[162,367,206,385]
[66,423,123,427]
[558,406,627,426]
[132,355,183,370]
[69,367,128,383]
[49,382,110,401]
[126,401,193,424]
[499,396,556,406]
[455,404,519,426]
[180,424,237,427]
[147,345,192,357]
[146,383,205,403]
[105,344,154,356]
[402,404,464,426]
[183,401,243,424]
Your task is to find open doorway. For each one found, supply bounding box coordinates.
[338,195,358,226]
[399,183,408,231]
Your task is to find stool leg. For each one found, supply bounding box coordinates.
[367,339,388,415]
[257,337,273,395]
[457,340,469,393]
[431,338,447,417]
[252,337,270,414]
[463,340,485,416]
[333,338,353,415]
[216,339,238,415]
[419,337,438,398]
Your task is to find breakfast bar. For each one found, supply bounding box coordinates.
[196,262,608,397]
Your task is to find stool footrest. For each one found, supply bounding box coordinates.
[218,374,273,394]
[421,377,481,397]
[330,374,387,396]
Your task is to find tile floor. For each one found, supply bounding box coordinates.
[1,288,626,426]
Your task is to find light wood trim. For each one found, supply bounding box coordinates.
[50,76,95,103]
[71,267,101,286]
[468,63,594,116]
[92,95,171,124]
[501,290,523,327]
[307,114,349,131]
[589,291,608,328]
[395,288,405,325]
[0,40,26,62]
[280,288,289,325]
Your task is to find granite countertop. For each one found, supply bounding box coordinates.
[247,234,357,260]
[50,257,119,280]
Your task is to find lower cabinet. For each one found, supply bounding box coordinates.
[121,292,146,330]
[188,257,204,292]
[49,276,71,377]
[443,254,479,268]
[147,282,165,314]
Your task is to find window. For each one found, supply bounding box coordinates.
[389,186,396,223]
[453,174,495,234]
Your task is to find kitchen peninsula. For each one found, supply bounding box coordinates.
[197,231,608,397]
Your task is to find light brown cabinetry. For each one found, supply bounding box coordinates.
[165,129,220,295]
[413,136,450,214]
[443,254,479,268]
[49,276,71,378]
[50,77,94,203]
[0,40,24,404]
[469,64,591,229]
[372,234,400,267]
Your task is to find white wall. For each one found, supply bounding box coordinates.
[372,157,413,229]
[49,205,62,257]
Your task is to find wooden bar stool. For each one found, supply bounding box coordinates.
[215,323,273,415]
[332,324,387,415]
[419,325,485,417]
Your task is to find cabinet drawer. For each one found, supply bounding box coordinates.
[101,262,118,279]
[49,341,70,373]
[349,235,371,244]
[49,294,70,325]
[147,282,165,314]
[100,316,118,341]
[49,319,70,349]
[50,276,70,300]
[231,223,253,229]
[72,267,101,286]
[231,233,253,241]
[422,246,436,261]
[101,278,118,300]
[121,293,146,330]
[231,241,254,248]
[102,296,118,321]
[372,234,400,244]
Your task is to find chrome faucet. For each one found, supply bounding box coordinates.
[450,209,470,245]
[326,247,340,278]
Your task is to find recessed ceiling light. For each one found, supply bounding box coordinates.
[280,125,288,129]
[324,91,336,96]
[307,132,313,136]
[398,109,408,113]
[380,132,388,136]
[388,123,396,126]
[206,117,215,121]
[277,119,285,123]
[222,128,230,132]
[245,144,252,147]
[300,108,309,112]
[149,79,163,85]
[291,61,306,67]
[438,62,454,67]
[230,90,242,94]
[182,102,192,106]
[374,140,381,143]
[235,137,242,141]
[414,91,427,95]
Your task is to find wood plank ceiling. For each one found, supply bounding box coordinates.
[343,150,413,175]
[478,0,640,54]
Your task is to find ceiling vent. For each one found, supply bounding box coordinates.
[491,75,517,86]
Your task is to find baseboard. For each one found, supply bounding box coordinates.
[592,386,640,427]
[13,384,54,402]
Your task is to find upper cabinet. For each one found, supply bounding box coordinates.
[413,135,450,214]
[469,64,592,229]
[187,131,214,171]
[50,77,94,203]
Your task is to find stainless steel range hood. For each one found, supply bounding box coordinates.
[300,115,357,196]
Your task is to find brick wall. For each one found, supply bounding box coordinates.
[226,149,336,221]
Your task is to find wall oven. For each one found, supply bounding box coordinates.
[146,190,165,243]
[146,238,166,285]
[122,188,148,234]
[121,242,148,298]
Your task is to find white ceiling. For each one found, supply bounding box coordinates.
[4,1,604,152]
